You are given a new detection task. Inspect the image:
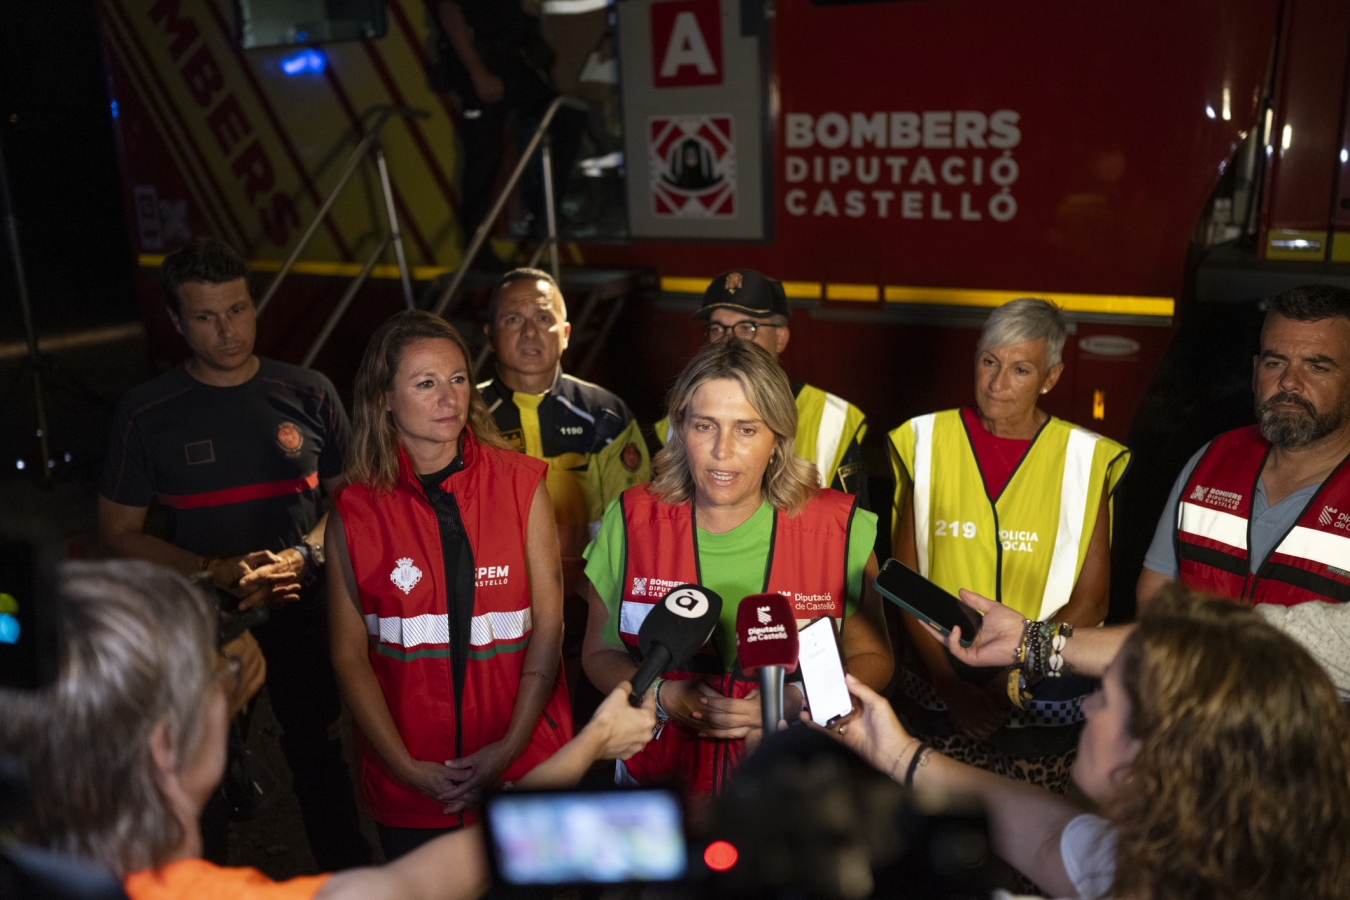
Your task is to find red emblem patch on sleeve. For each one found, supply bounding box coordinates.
[621,442,642,472]
[276,422,303,457]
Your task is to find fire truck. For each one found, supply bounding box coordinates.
[101,0,1350,568]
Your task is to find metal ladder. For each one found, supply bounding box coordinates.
[254,105,426,367]
[429,95,587,319]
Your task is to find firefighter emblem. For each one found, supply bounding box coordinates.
[390,557,423,595]
[276,422,303,458]
[649,114,736,218]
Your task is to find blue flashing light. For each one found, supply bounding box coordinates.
[0,613,19,645]
[1205,105,1216,120]
[110,99,119,118]
[281,49,326,76]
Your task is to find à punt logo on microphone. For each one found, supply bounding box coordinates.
[665,588,710,619]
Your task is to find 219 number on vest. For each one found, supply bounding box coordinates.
[934,519,976,538]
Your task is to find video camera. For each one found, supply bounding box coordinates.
[480,780,996,900]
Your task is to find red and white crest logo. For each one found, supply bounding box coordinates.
[649,114,736,218]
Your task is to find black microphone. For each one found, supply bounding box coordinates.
[628,584,724,706]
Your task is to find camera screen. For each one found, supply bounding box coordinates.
[485,790,687,885]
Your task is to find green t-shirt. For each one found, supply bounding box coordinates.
[583,498,878,667]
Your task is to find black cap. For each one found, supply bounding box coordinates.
[694,269,788,320]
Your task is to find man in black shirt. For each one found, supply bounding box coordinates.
[97,238,370,870]
[432,0,583,255]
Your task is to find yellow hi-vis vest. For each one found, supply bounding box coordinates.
[888,410,1130,621]
[655,383,867,489]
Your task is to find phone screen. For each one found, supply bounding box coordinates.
[874,559,983,647]
[798,617,854,727]
[484,789,687,886]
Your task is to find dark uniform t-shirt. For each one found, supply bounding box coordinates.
[99,358,351,560]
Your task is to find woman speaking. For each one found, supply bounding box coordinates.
[887,298,1130,793]
[834,585,1350,900]
[328,311,572,859]
[582,339,892,793]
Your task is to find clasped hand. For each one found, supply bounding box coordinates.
[660,679,804,741]
[399,740,514,815]
[214,548,306,610]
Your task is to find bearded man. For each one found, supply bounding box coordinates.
[1138,285,1350,623]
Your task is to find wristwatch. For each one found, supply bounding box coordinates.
[292,539,325,587]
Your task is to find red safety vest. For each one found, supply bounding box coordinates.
[616,484,857,794]
[334,432,573,828]
[1176,425,1350,607]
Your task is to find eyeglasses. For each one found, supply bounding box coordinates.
[704,320,783,341]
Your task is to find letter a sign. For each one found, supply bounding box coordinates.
[650,0,722,88]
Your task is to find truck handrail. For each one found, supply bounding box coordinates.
[256,105,428,340]
[430,95,587,318]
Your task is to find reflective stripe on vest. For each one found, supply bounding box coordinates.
[1278,526,1350,570]
[1177,501,1248,552]
[809,389,850,489]
[909,412,937,576]
[1043,428,1101,606]
[619,599,655,637]
[895,410,1128,620]
[363,608,533,651]
[1176,426,1350,605]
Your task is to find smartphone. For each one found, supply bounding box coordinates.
[874,558,982,647]
[797,616,854,727]
[482,789,688,887]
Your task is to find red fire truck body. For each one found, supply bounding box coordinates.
[100,0,1350,444]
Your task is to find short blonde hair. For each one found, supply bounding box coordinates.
[652,340,819,516]
[349,310,508,491]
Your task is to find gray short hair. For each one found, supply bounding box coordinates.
[0,561,218,876]
[977,298,1067,369]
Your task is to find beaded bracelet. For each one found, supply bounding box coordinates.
[1007,618,1034,708]
[1007,620,1075,708]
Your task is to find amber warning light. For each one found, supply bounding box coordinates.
[703,840,739,871]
